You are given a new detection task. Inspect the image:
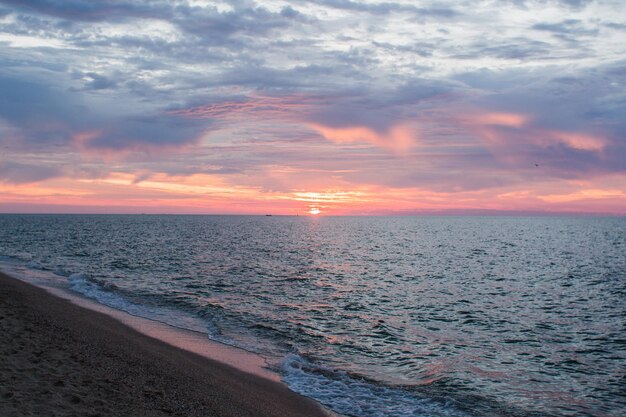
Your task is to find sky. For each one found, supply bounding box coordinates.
[0,0,625,215]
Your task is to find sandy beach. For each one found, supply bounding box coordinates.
[0,271,329,417]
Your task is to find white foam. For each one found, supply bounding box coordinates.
[27,260,43,269]
[281,354,467,417]
[52,267,70,277]
[67,272,210,335]
[65,272,268,357]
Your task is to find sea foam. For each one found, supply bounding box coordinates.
[68,272,209,335]
[281,354,466,417]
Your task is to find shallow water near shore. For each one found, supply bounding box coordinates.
[0,214,624,417]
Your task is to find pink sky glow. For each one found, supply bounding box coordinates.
[0,1,624,215]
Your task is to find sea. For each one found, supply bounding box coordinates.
[0,214,623,417]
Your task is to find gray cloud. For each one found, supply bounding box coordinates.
[299,0,459,18]
[0,161,62,184]
[0,0,623,195]
[557,0,593,9]
[1,0,307,41]
[83,72,116,90]
[0,74,209,151]
[80,114,208,151]
[507,0,593,10]
[0,75,81,146]
[453,39,554,60]
[604,21,626,31]
[532,19,598,36]
[303,80,454,133]
[0,0,166,22]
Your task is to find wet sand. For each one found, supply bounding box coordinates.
[0,272,329,417]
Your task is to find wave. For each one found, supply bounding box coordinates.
[67,272,211,336]
[1,257,488,417]
[19,262,470,417]
[281,354,468,417]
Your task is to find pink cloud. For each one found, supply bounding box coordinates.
[464,110,607,154]
[470,112,529,128]
[171,93,421,153]
[307,123,416,153]
[546,131,605,151]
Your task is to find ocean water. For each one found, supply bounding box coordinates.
[0,214,624,417]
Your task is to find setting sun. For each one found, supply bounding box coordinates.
[308,207,321,215]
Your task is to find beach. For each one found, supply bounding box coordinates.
[0,271,329,417]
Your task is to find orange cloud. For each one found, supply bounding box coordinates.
[471,112,529,128]
[2,162,625,215]
[308,124,416,153]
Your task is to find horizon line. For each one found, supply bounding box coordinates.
[0,211,623,217]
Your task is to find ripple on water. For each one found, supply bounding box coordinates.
[0,215,624,417]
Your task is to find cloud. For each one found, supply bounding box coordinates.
[453,39,554,60]
[0,161,62,184]
[0,0,165,22]
[0,76,67,125]
[165,54,625,184]
[299,0,459,19]
[0,0,624,213]
[1,0,306,41]
[172,3,302,40]
[72,114,208,153]
[308,123,415,153]
[507,0,593,10]
[169,78,452,153]
[532,19,598,36]
[0,75,209,153]
[461,110,621,179]
[556,0,593,9]
[83,72,116,90]
[0,75,80,147]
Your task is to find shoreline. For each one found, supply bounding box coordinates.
[0,271,331,416]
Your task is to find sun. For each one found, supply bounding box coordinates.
[308,207,321,215]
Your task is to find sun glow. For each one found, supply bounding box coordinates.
[308,207,321,215]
